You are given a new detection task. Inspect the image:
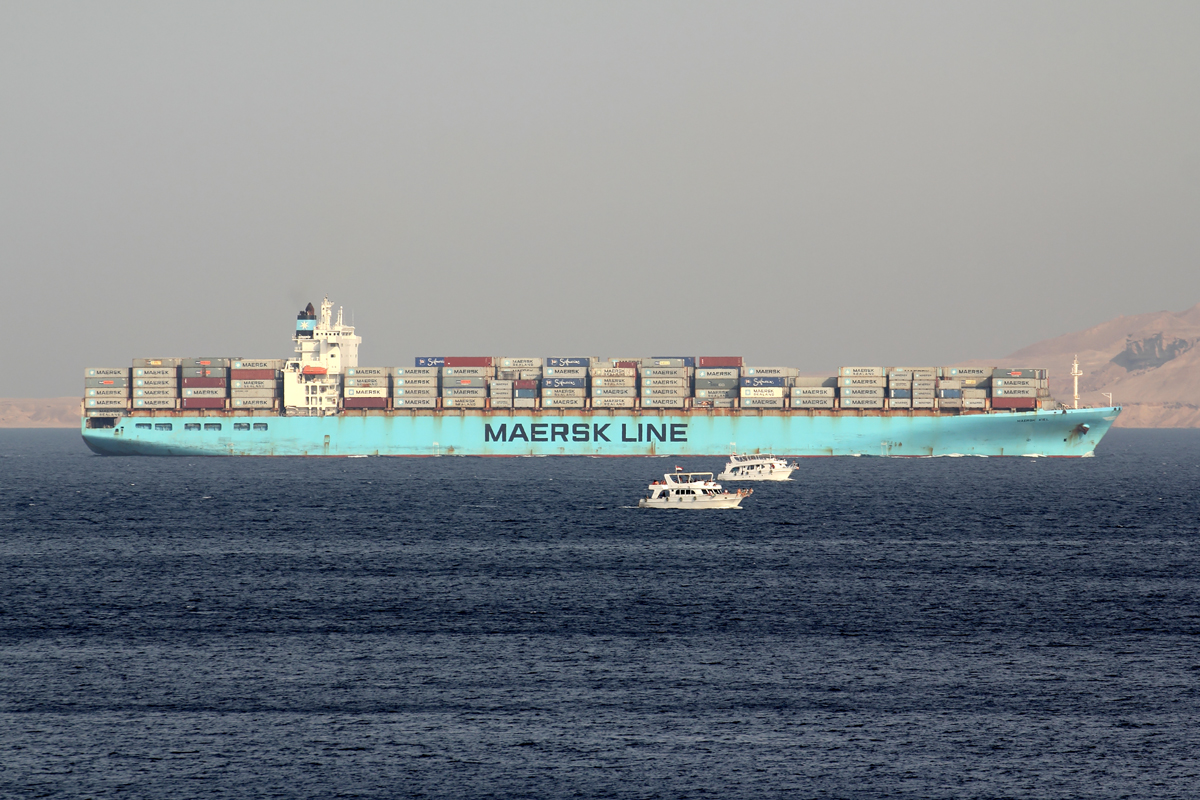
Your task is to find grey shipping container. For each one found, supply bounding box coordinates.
[792,376,838,387]
[543,367,587,377]
[591,397,636,408]
[133,368,176,378]
[592,376,637,387]
[133,388,176,398]
[964,398,987,408]
[992,368,1044,379]
[393,387,439,397]
[393,367,439,377]
[939,398,964,408]
[519,370,543,380]
[741,397,785,408]
[133,398,175,408]
[182,367,226,378]
[182,358,231,367]
[889,398,912,409]
[963,389,988,399]
[791,396,834,408]
[792,386,835,397]
[695,368,739,379]
[912,380,936,390]
[442,397,486,408]
[838,366,885,377]
[913,398,935,408]
[183,388,225,398]
[838,376,888,387]
[490,397,514,408]
[694,389,738,399]
[938,380,963,389]
[641,396,686,408]
[232,359,285,370]
[132,358,183,368]
[393,397,437,408]
[86,388,129,397]
[490,380,514,390]
[541,396,586,408]
[134,378,176,387]
[641,358,686,368]
[840,397,884,408]
[513,397,537,408]
[443,377,486,388]
[85,377,129,388]
[85,368,129,378]
[230,389,277,399]
[591,387,638,397]
[232,380,275,390]
[694,378,738,390]
[444,387,487,397]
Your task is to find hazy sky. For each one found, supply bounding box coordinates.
[3,2,1199,396]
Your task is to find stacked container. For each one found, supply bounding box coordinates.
[343,366,390,409]
[441,357,492,409]
[542,362,588,409]
[131,365,178,410]
[837,367,885,409]
[694,367,739,408]
[393,366,439,409]
[887,369,912,410]
[589,365,637,409]
[742,366,799,409]
[642,359,690,409]
[991,368,1043,410]
[909,368,937,409]
[790,376,836,409]
[937,378,963,410]
[85,367,131,414]
[181,358,228,410]
[230,359,283,410]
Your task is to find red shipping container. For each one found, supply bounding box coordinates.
[615,361,638,369]
[698,356,744,368]
[182,377,227,388]
[230,369,277,380]
[513,380,538,389]
[443,356,493,367]
[991,397,1036,409]
[344,398,387,409]
[182,398,225,409]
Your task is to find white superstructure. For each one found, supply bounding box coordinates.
[283,296,362,416]
[638,471,751,509]
[717,453,797,481]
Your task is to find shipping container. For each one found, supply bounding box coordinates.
[641,367,690,378]
[543,377,586,389]
[838,366,885,377]
[518,370,542,380]
[963,389,988,399]
[992,368,1043,379]
[414,357,445,367]
[490,397,514,408]
[889,398,912,409]
[591,376,637,387]
[344,397,388,409]
[444,387,487,397]
[392,387,439,397]
[641,396,686,408]
[393,367,439,377]
[85,398,128,408]
[590,367,638,378]
[889,389,912,399]
[642,377,689,388]
[230,380,273,391]
[514,389,538,398]
[132,358,183,368]
[642,358,691,368]
[938,389,962,398]
[442,397,486,408]
[231,359,285,370]
[591,397,636,408]
[697,356,743,368]
[230,369,278,380]
[443,357,493,367]
[642,387,691,397]
[133,388,175,398]
[444,377,486,388]
[181,367,226,378]
[613,360,638,369]
[937,380,962,390]
[790,396,835,408]
[938,398,964,408]
[741,397,785,408]
[543,388,587,398]
[541,396,586,408]
[740,376,785,387]
[500,357,543,368]
[344,387,389,398]
[344,377,387,387]
[992,378,1037,388]
[490,380,514,391]
[913,398,935,409]
[86,388,129,397]
[545,357,591,367]
[740,387,786,398]
[230,389,277,399]
[513,397,537,408]
[341,367,387,377]
[133,398,176,408]
[183,388,225,398]
[182,357,231,368]
[695,368,739,379]
[182,398,225,409]
[231,398,277,408]
[694,389,738,399]
[840,397,884,408]
[792,386,836,397]
[742,366,801,377]
[84,377,129,388]
[693,378,738,390]
[393,397,437,408]
[132,368,176,378]
[182,377,226,388]
[841,386,885,397]
[85,367,129,378]
[912,380,936,390]
[992,387,1038,397]
[590,386,638,397]
[963,398,987,409]
[991,397,1037,409]
[513,380,538,389]
[792,376,838,387]
[442,367,492,378]
[946,367,989,378]
[541,367,585,379]
[837,376,888,387]
[393,377,438,387]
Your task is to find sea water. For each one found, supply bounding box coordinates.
[2,429,1198,798]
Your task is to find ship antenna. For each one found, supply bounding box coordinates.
[1070,355,1082,409]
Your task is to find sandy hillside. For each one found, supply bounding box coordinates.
[0,398,81,428]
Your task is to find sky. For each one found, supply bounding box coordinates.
[2,1,1199,397]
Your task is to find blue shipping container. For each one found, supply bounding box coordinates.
[542,377,586,389]
[545,357,589,367]
[889,389,912,399]
[415,357,445,367]
[938,389,962,398]
[740,376,785,387]
[514,389,538,398]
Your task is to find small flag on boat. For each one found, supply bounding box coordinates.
[675,465,682,471]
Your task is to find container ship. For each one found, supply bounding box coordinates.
[81,297,1120,457]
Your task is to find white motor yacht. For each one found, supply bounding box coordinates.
[717,453,797,481]
[638,470,752,509]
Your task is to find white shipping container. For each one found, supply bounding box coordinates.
[133,388,175,398]
[490,397,514,408]
[85,368,128,377]
[344,387,388,398]
[741,397,784,407]
[133,368,175,378]
[230,389,277,399]
[345,367,391,377]
[442,397,486,408]
[393,367,439,377]
[183,388,225,398]
[86,398,128,408]
[513,397,537,408]
[964,398,987,408]
[840,397,884,408]
[840,387,884,397]
[393,397,437,408]
[591,376,637,387]
[542,388,586,398]
[641,387,691,397]
[641,397,686,408]
[837,376,888,387]
[740,387,786,398]
[641,377,689,388]
[393,387,438,397]
[791,397,834,408]
[86,388,129,397]
[590,397,636,408]
[542,366,587,377]
[133,398,175,408]
[231,398,275,408]
[792,386,836,397]
[232,359,285,370]
[590,367,637,378]
[888,399,912,409]
[695,368,739,379]
[838,366,885,377]
[641,367,691,378]
[913,398,935,408]
[442,367,493,377]
[541,396,586,408]
[742,366,801,377]
[500,357,543,368]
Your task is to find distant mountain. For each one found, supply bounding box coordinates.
[981,303,1200,427]
[0,398,79,428]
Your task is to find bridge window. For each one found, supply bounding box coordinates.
[234,423,250,431]
[184,423,200,431]
[155,423,174,431]
[135,423,151,430]
[204,423,222,431]
[253,423,268,431]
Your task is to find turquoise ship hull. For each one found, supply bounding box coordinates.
[81,407,1121,457]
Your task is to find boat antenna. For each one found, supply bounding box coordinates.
[1071,355,1082,409]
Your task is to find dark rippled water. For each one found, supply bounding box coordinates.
[2,429,1199,798]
